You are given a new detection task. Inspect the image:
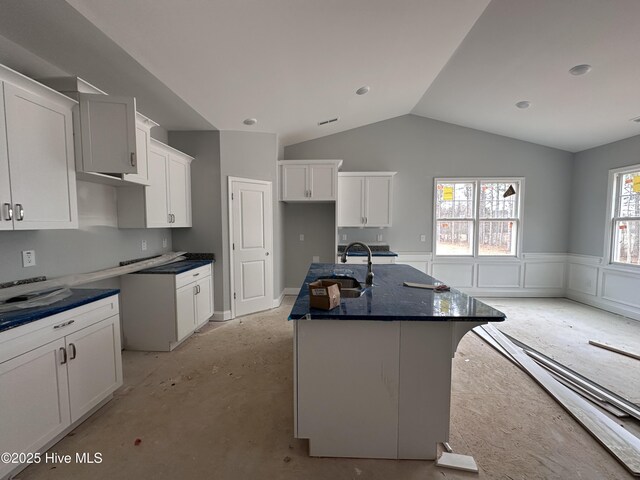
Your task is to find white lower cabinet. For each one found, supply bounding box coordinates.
[0,294,121,479]
[121,264,214,351]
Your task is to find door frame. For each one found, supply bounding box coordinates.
[228,176,273,319]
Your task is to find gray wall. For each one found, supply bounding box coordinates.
[569,134,640,257]
[220,131,279,309]
[0,181,171,285]
[168,131,224,312]
[284,203,336,287]
[284,114,574,286]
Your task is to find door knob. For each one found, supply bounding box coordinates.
[265,252,270,256]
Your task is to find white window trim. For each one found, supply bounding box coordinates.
[604,163,640,270]
[433,177,525,259]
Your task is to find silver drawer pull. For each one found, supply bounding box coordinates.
[53,319,75,329]
[3,203,12,221]
[193,273,200,277]
[15,203,24,221]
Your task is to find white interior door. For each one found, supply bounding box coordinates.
[231,179,273,317]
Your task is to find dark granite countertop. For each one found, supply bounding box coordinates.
[289,263,506,322]
[0,288,119,333]
[133,259,213,275]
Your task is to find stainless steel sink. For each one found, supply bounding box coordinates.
[317,276,362,289]
[316,276,365,298]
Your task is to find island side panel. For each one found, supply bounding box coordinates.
[397,320,487,459]
[397,321,454,459]
[295,320,400,459]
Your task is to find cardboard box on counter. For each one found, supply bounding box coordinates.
[308,280,341,310]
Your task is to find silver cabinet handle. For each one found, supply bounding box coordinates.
[69,343,77,360]
[130,152,136,167]
[170,213,175,223]
[54,319,75,329]
[59,347,67,365]
[197,285,201,294]
[194,285,198,295]
[15,203,24,221]
[3,203,12,221]
[365,217,367,224]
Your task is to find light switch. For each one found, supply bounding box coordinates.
[377,234,383,242]
[420,235,426,242]
[342,234,347,241]
[312,256,320,263]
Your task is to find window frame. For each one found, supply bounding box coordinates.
[605,164,640,269]
[433,177,524,259]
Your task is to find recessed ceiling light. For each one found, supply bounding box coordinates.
[569,64,592,76]
[515,101,531,109]
[243,118,257,126]
[356,85,370,96]
[630,116,640,123]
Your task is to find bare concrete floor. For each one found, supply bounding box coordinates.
[17,297,638,479]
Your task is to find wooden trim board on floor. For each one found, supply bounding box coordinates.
[589,340,640,361]
[480,324,640,477]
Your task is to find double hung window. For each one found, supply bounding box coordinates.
[434,179,522,257]
[609,166,640,266]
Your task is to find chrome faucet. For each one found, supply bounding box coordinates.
[341,242,374,286]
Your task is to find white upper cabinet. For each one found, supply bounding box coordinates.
[38,78,159,186]
[0,66,78,231]
[279,160,343,201]
[338,172,396,227]
[73,95,159,185]
[77,94,137,175]
[117,139,193,228]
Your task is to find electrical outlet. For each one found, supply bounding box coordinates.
[162,238,168,248]
[377,234,383,242]
[312,256,320,263]
[420,235,426,242]
[299,234,304,241]
[22,250,36,267]
[141,239,148,251]
[342,234,347,241]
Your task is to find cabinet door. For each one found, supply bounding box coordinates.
[122,123,150,184]
[146,147,170,227]
[77,94,137,175]
[364,176,393,227]
[168,155,190,227]
[0,83,12,231]
[338,176,364,226]
[195,275,214,327]
[281,164,308,200]
[309,164,336,200]
[66,316,122,423]
[0,338,70,479]
[4,83,78,230]
[176,284,196,342]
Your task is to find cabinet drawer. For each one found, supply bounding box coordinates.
[175,264,212,289]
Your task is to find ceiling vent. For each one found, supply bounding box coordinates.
[318,117,339,126]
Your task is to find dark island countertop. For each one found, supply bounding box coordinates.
[133,259,213,275]
[0,288,119,333]
[289,263,506,322]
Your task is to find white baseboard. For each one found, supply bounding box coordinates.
[284,287,300,296]
[211,310,232,322]
[566,290,640,322]
[273,291,285,308]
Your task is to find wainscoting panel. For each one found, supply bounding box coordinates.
[431,263,474,288]
[524,262,566,289]
[477,263,521,288]
[566,263,598,296]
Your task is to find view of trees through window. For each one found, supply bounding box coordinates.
[435,179,520,256]
[612,170,640,265]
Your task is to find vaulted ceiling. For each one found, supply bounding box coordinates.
[1,0,639,152]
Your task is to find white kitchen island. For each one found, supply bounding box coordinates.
[290,264,506,460]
